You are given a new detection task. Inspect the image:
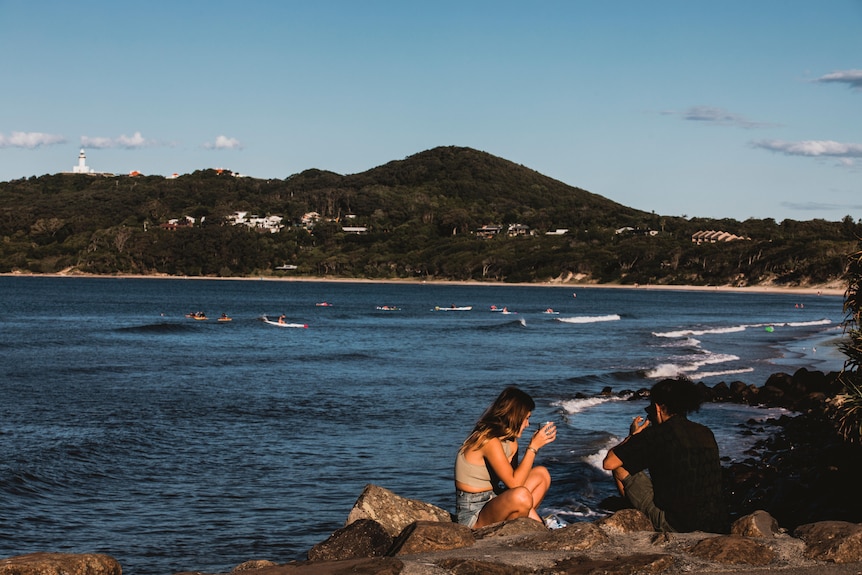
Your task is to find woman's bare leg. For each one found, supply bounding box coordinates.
[473,486,532,528]
[524,465,551,521]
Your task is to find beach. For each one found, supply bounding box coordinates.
[1,270,848,297]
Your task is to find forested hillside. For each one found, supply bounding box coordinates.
[1,146,858,286]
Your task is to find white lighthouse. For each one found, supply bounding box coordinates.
[72,148,94,174]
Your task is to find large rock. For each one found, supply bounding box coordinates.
[0,553,121,575]
[794,521,862,563]
[512,521,610,552]
[388,520,474,556]
[687,535,775,565]
[550,553,675,575]
[344,484,451,537]
[474,517,547,539]
[731,510,781,537]
[434,557,533,575]
[307,518,393,561]
[595,508,655,533]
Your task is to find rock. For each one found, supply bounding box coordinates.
[0,553,121,575]
[307,518,393,561]
[512,521,610,552]
[232,559,278,571]
[731,510,781,537]
[474,517,547,539]
[794,521,862,563]
[389,520,474,556]
[434,557,533,575]
[238,557,404,574]
[687,535,776,565]
[550,553,675,575]
[595,508,654,533]
[345,484,451,537]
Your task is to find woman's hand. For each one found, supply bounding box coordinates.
[530,421,557,451]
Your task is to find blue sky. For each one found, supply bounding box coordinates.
[1,0,860,222]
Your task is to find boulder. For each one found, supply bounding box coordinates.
[731,510,781,537]
[231,560,278,571]
[434,557,534,575]
[687,535,775,565]
[344,484,450,537]
[236,557,404,574]
[388,520,474,556]
[794,521,862,563]
[595,508,655,533]
[307,518,393,561]
[0,553,121,575]
[474,517,547,539]
[512,521,609,552]
[551,553,675,575]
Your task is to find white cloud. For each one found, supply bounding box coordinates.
[752,139,862,158]
[816,69,862,90]
[81,131,153,149]
[203,135,243,150]
[664,106,775,129]
[0,131,66,148]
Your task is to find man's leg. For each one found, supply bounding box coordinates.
[620,471,675,532]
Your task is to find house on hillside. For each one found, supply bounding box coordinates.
[301,212,321,229]
[341,226,368,234]
[475,225,503,238]
[226,211,284,233]
[691,230,749,244]
[507,224,532,237]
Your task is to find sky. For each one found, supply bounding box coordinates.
[1,0,860,222]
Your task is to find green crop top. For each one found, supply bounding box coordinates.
[454,439,515,490]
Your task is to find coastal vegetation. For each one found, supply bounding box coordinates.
[831,241,862,443]
[0,146,859,286]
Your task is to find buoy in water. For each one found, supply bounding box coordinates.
[765,326,774,332]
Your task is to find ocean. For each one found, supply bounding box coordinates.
[0,276,847,574]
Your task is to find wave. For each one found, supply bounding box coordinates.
[658,337,701,348]
[477,319,528,330]
[654,325,745,338]
[653,318,832,338]
[555,394,631,416]
[582,436,618,474]
[115,322,198,334]
[645,352,740,379]
[557,314,621,324]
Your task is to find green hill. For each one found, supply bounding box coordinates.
[0,146,858,286]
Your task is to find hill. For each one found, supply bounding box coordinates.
[0,146,858,285]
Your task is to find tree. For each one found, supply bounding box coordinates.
[830,241,862,443]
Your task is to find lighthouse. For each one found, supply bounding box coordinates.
[72,149,93,174]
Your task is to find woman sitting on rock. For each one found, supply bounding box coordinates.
[454,386,556,528]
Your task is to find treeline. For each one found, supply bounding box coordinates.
[0,146,859,286]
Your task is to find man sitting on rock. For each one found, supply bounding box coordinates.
[603,377,728,533]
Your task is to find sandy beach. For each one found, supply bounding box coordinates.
[1,271,847,297]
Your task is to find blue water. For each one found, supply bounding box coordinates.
[0,276,847,574]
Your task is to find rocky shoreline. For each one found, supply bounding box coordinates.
[4,368,862,575]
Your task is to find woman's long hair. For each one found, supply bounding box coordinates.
[460,386,535,453]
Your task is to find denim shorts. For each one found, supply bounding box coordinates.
[455,489,494,528]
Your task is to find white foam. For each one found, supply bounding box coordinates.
[557,314,621,324]
[557,395,628,415]
[645,352,740,379]
[653,325,746,338]
[654,318,831,338]
[583,437,618,474]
